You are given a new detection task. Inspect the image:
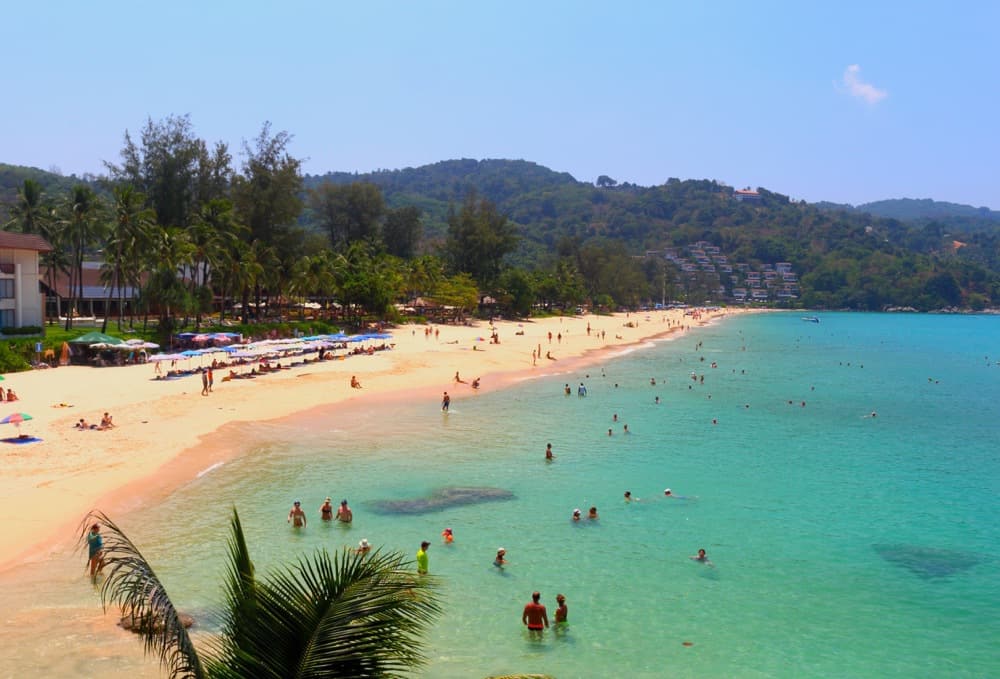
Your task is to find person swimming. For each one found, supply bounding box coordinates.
[493,547,507,568]
[690,548,714,567]
[442,527,454,543]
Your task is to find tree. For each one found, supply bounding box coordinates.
[5,179,48,234]
[82,508,440,679]
[383,206,422,258]
[61,185,104,330]
[596,175,618,188]
[443,193,518,289]
[308,182,385,250]
[101,185,155,332]
[232,122,303,248]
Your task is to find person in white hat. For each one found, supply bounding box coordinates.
[355,538,371,555]
[493,547,507,568]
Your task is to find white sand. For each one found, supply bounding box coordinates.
[0,308,739,571]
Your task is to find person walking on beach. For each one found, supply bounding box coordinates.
[201,370,209,396]
[287,500,306,528]
[522,591,549,633]
[416,541,430,574]
[207,367,214,392]
[336,499,353,523]
[86,523,105,581]
[441,392,450,412]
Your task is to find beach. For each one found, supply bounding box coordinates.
[0,308,733,572]
[2,309,998,678]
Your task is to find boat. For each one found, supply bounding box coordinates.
[801,316,820,323]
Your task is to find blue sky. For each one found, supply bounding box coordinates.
[3,1,997,208]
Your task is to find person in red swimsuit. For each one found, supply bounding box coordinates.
[522,591,549,633]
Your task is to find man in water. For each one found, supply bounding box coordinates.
[287,500,307,528]
[494,547,508,568]
[522,591,549,633]
[416,540,430,574]
[336,499,353,523]
[690,548,714,567]
[441,392,450,411]
[545,443,554,460]
[554,594,568,623]
[86,523,105,581]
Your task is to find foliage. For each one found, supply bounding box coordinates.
[0,341,32,372]
[82,508,440,679]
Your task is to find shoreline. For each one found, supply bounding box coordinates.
[0,308,742,574]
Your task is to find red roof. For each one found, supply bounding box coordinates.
[734,189,759,196]
[0,231,53,252]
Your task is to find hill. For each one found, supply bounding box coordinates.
[4,158,1000,310]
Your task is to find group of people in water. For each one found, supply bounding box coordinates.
[287,497,353,527]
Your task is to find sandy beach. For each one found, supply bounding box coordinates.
[0,308,738,573]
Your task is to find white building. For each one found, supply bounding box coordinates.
[0,232,52,329]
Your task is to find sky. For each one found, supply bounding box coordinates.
[3,1,998,208]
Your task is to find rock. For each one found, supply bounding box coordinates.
[119,612,194,633]
[368,486,515,515]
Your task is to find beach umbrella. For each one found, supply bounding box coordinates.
[0,412,32,434]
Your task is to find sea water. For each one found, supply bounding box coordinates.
[6,312,1000,678]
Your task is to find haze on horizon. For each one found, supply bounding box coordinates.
[2,1,997,210]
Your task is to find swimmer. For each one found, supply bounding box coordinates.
[608,428,613,436]
[564,383,571,395]
[655,396,660,404]
[623,424,629,434]
[650,377,656,385]
[287,500,307,528]
[355,538,371,555]
[522,591,549,633]
[572,508,582,521]
[320,497,334,521]
[690,548,714,567]
[554,594,568,623]
[336,499,353,523]
[613,413,618,422]
[493,547,508,568]
[588,506,598,520]
[545,443,554,460]
[442,527,454,543]
[664,488,674,498]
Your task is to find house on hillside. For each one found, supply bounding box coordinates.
[734,189,761,203]
[0,231,52,330]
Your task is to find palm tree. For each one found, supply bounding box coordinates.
[102,185,155,332]
[82,508,440,679]
[62,185,104,330]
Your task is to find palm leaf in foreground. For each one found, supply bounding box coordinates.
[80,511,204,679]
[208,546,441,679]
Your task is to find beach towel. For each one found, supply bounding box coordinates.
[2,436,42,444]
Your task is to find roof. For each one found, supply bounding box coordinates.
[41,265,143,299]
[0,231,53,252]
[734,189,760,196]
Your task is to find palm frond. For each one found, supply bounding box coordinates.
[80,511,204,679]
[211,547,441,679]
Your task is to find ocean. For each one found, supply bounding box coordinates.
[4,312,999,678]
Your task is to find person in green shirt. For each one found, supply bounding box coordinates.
[416,541,430,574]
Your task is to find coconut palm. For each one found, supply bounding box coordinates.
[82,508,440,679]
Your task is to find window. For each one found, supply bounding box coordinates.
[0,279,13,299]
[0,310,13,330]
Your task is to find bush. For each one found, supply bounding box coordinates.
[0,342,31,372]
[2,326,42,336]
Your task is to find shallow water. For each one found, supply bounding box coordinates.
[3,312,999,678]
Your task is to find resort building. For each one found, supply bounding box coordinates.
[0,232,52,329]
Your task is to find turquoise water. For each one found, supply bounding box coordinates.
[17,312,1000,678]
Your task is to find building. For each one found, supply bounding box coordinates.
[734,189,761,203]
[41,261,144,322]
[0,232,52,329]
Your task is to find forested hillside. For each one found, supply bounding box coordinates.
[4,148,1000,313]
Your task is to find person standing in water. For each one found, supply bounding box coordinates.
[336,499,353,523]
[416,541,430,574]
[287,500,307,528]
[441,392,450,412]
[554,594,568,623]
[522,591,549,633]
[319,497,334,521]
[545,443,554,460]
